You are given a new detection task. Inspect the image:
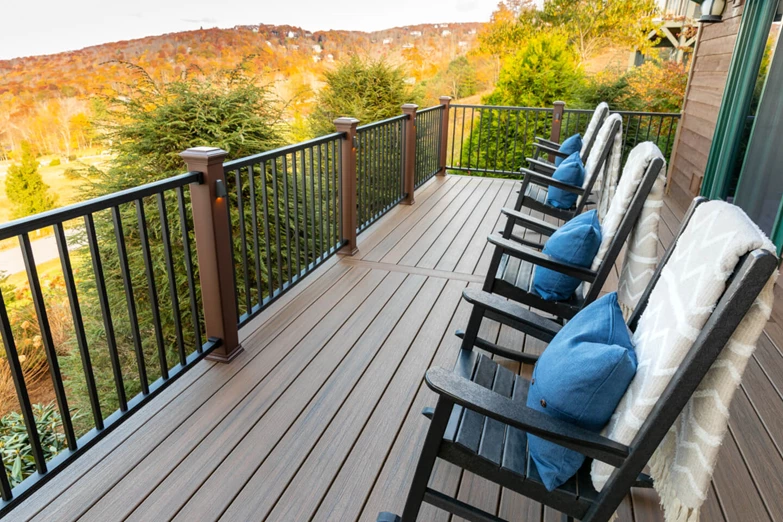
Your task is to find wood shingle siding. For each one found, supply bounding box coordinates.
[667,1,746,209]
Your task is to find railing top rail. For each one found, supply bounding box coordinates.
[0,171,202,240]
[450,104,553,111]
[223,132,344,170]
[357,114,408,132]
[612,110,682,117]
[417,105,444,115]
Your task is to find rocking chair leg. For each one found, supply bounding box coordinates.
[459,304,485,351]
[399,395,454,522]
[561,514,574,522]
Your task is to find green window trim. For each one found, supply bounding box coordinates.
[700,0,780,200]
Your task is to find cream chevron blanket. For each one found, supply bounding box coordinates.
[590,142,665,316]
[584,113,623,220]
[591,201,778,522]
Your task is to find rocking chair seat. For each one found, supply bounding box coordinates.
[521,183,580,221]
[496,253,586,319]
[444,353,599,515]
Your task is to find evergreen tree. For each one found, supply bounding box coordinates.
[309,56,419,137]
[4,142,57,220]
[63,64,289,425]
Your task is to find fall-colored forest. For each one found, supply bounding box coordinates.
[0,22,488,160]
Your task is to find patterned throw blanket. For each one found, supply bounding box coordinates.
[583,114,623,220]
[589,142,665,316]
[591,201,778,522]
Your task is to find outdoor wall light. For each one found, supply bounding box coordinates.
[215,179,228,199]
[694,0,727,23]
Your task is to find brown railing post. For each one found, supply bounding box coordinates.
[180,147,243,363]
[438,96,452,175]
[335,117,359,256]
[549,101,565,163]
[402,104,418,205]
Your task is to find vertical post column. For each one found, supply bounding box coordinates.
[402,104,418,205]
[549,101,565,163]
[180,147,242,362]
[438,96,452,176]
[335,117,360,256]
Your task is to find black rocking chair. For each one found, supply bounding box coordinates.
[378,196,778,522]
[528,103,610,175]
[515,116,621,223]
[473,153,664,333]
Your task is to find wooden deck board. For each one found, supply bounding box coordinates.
[12,175,782,522]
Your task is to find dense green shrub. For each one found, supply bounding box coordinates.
[1,404,69,488]
[309,56,420,137]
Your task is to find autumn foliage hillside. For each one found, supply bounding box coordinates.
[0,22,484,158]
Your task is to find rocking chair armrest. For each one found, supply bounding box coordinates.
[425,367,630,467]
[500,208,559,237]
[535,136,561,149]
[487,234,597,282]
[533,142,571,159]
[519,168,585,195]
[525,157,556,176]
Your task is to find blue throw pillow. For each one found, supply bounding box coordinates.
[555,133,582,166]
[533,210,601,301]
[545,152,585,209]
[526,292,637,491]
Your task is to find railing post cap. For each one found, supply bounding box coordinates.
[180,147,228,166]
[439,96,452,103]
[334,117,360,128]
[553,101,566,107]
[401,103,419,112]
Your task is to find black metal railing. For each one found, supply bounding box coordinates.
[223,134,343,328]
[415,105,443,188]
[0,172,218,514]
[445,104,681,176]
[356,115,406,233]
[446,104,555,176]
[561,108,681,166]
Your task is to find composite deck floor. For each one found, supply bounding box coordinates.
[11,175,783,522]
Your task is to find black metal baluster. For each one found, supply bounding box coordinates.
[176,187,202,351]
[135,199,168,381]
[467,107,476,169]
[19,231,78,446]
[665,116,677,159]
[299,150,309,272]
[112,206,148,394]
[325,142,332,248]
[247,165,263,306]
[332,139,339,248]
[316,143,324,258]
[48,226,104,431]
[85,213,128,408]
[512,109,521,168]
[0,290,47,477]
[258,160,275,301]
[270,156,284,293]
[291,152,301,279]
[281,155,292,283]
[655,115,664,146]
[494,108,502,171]
[234,168,251,315]
[156,194,186,366]
[308,148,317,264]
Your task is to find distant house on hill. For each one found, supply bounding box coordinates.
[410,31,422,37]
[382,38,392,45]
[312,44,322,53]
[402,43,414,49]
[287,31,297,38]
[441,30,451,37]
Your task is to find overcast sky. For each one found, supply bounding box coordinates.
[0,0,501,60]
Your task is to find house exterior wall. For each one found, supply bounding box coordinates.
[666,1,746,209]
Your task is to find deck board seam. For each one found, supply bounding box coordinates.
[338,257,485,283]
